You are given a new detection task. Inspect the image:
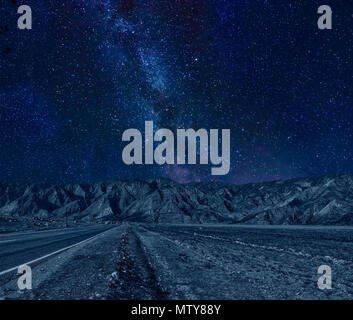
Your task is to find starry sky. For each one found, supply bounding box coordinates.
[0,0,352,185]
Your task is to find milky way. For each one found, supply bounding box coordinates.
[0,0,352,184]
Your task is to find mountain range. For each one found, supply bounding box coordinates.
[1,174,353,228]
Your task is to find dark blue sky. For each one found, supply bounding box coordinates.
[0,0,352,184]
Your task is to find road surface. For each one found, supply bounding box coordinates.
[0,225,113,275]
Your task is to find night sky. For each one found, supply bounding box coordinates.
[0,0,352,185]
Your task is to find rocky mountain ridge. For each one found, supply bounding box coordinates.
[1,175,353,228]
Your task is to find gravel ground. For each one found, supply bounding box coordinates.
[135,224,353,299]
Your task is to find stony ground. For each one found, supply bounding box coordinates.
[1,224,353,300]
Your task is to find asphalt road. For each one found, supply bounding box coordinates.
[0,225,113,274]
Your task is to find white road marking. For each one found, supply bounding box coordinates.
[0,227,115,276]
[0,226,98,238]
[0,239,17,244]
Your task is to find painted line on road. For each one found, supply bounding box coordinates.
[0,227,116,277]
[0,239,17,244]
[0,225,102,238]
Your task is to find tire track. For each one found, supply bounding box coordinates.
[147,227,349,266]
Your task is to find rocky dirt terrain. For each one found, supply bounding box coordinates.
[1,174,353,231]
[2,224,353,300]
